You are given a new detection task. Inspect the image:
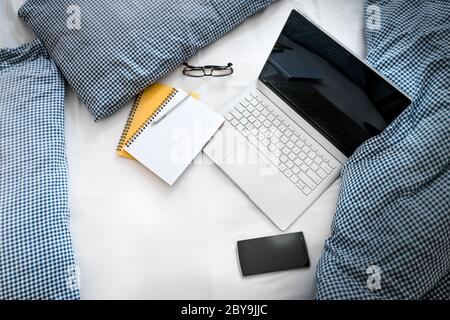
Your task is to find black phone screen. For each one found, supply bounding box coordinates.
[237,232,309,276]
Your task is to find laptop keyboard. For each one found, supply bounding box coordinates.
[224,92,337,196]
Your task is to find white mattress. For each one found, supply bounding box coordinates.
[0,0,366,299]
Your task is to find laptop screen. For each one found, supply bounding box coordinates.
[258,10,411,157]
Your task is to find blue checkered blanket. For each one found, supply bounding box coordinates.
[315,0,450,299]
[0,40,80,300]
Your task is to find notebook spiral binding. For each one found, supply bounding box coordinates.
[126,88,178,148]
[116,91,144,152]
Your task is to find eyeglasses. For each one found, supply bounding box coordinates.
[182,62,233,77]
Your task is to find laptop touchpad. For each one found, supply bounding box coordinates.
[219,143,277,196]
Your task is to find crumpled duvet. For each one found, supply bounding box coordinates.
[315,0,450,299]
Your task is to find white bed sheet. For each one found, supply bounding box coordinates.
[0,0,366,299]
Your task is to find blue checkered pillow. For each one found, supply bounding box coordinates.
[18,0,274,121]
[0,39,80,300]
[315,0,450,300]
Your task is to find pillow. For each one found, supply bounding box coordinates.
[18,0,274,121]
[315,0,450,299]
[0,39,80,300]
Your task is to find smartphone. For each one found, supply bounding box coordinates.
[237,232,309,276]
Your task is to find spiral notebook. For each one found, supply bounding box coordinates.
[123,88,224,186]
[116,83,200,160]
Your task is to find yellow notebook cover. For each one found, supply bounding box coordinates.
[116,83,199,160]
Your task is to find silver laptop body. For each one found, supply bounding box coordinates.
[203,9,412,230]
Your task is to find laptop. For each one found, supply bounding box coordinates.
[203,9,412,231]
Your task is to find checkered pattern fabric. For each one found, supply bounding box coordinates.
[0,39,80,300]
[18,0,274,121]
[315,0,450,299]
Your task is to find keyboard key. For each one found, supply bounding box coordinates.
[252,108,260,117]
[314,157,322,165]
[280,154,288,163]
[248,115,256,123]
[263,120,271,128]
[320,162,333,174]
[290,135,299,143]
[253,120,262,129]
[298,152,307,160]
[245,122,254,130]
[273,119,281,126]
[285,169,293,179]
[237,123,244,132]
[267,114,275,122]
[302,145,310,153]
[242,110,251,118]
[256,103,264,112]
[250,99,259,107]
[240,100,249,107]
[246,104,255,113]
[240,118,248,126]
[225,112,233,121]
[288,152,296,161]
[292,146,300,154]
[317,169,327,179]
[230,118,239,127]
[306,169,322,184]
[302,187,312,196]
[262,109,270,116]
[285,130,292,138]
[279,124,287,132]
[272,148,282,158]
[305,157,313,165]
[311,163,319,171]
[298,172,316,189]
[282,147,290,155]
[269,127,279,137]
[236,104,245,113]
[300,163,308,172]
[290,175,299,184]
[308,151,316,159]
[231,108,242,120]
[294,158,302,166]
[256,133,265,142]
[278,163,287,172]
[292,166,300,174]
[296,180,305,189]
[286,160,294,169]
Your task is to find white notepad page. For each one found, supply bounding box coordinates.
[125,90,224,185]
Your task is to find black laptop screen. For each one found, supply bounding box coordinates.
[258,10,411,157]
